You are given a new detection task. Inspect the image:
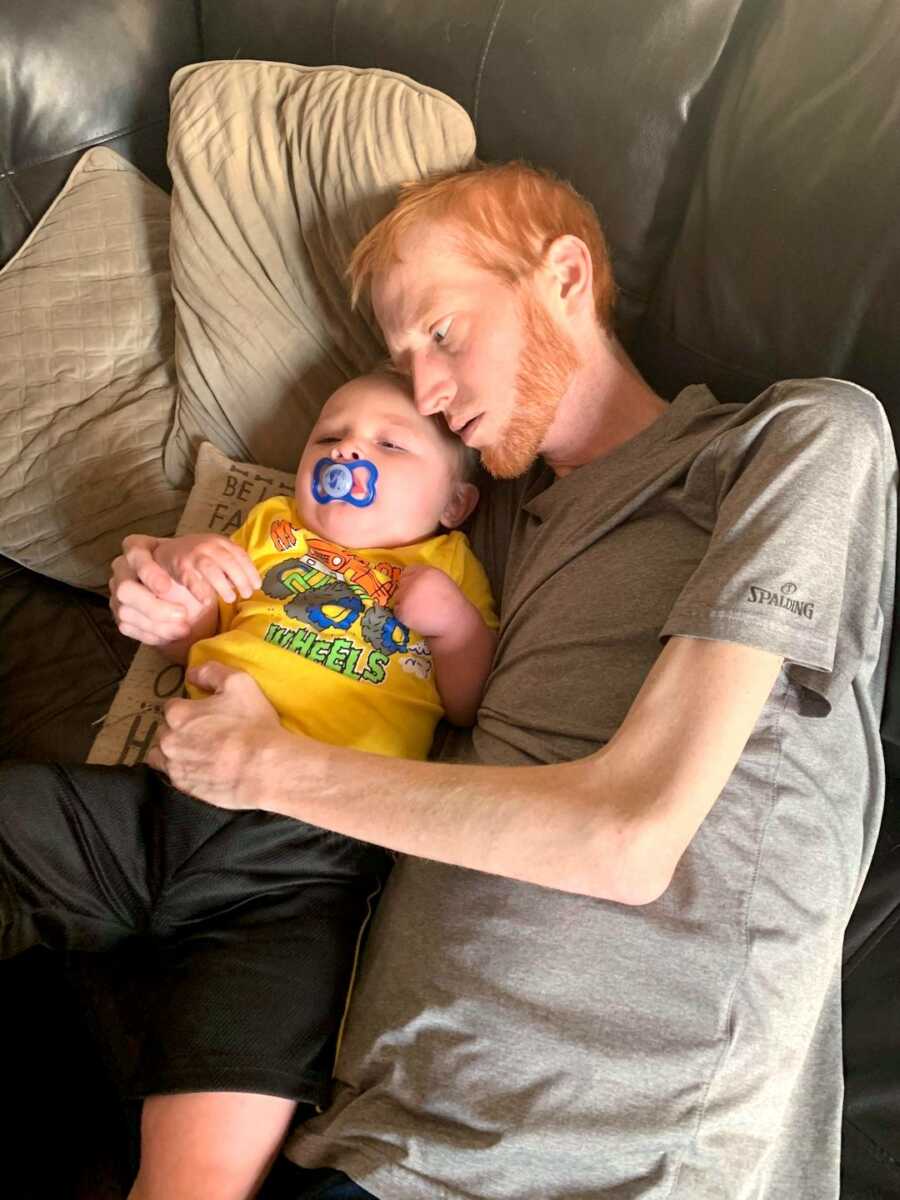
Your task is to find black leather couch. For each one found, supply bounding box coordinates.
[2,2,899,1196]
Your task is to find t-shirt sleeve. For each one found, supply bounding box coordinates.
[447,532,500,631]
[661,381,897,712]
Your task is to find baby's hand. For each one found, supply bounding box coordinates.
[392,566,472,639]
[153,534,262,606]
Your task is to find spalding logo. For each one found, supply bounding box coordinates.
[747,582,814,619]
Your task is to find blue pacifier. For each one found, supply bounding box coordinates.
[311,458,379,507]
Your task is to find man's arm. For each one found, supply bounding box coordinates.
[151,635,782,905]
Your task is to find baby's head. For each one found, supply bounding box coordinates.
[295,372,480,549]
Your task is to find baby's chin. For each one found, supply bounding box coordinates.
[296,495,380,547]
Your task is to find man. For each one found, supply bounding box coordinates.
[112,162,895,1199]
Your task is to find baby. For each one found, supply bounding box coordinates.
[0,370,496,1199]
[149,370,498,755]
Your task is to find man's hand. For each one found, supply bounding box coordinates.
[110,534,205,646]
[147,661,296,811]
[392,566,474,639]
[154,533,261,606]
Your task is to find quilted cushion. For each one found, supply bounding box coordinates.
[88,441,294,766]
[0,147,186,589]
[163,59,476,488]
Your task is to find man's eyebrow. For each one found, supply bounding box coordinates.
[411,290,443,327]
[389,290,446,343]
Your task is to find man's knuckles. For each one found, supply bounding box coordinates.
[163,696,194,728]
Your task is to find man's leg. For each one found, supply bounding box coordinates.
[129,1092,296,1200]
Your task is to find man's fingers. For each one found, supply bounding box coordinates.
[186,660,242,694]
[117,619,187,645]
[163,696,195,729]
[135,554,181,599]
[113,579,190,637]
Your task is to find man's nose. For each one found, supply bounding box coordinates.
[411,352,456,416]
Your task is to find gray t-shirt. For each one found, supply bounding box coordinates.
[286,380,897,1199]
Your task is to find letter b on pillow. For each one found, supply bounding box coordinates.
[164,60,476,487]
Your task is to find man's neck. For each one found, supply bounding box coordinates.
[542,333,668,478]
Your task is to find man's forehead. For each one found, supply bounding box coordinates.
[373,223,475,331]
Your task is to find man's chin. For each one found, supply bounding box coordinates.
[479,440,541,480]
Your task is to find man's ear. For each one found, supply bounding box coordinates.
[540,234,593,318]
[440,481,479,529]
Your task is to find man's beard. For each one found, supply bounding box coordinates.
[480,291,581,480]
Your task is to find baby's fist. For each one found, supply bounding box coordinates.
[392,566,469,639]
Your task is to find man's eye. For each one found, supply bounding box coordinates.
[432,318,453,345]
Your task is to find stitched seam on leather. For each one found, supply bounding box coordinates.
[844,1116,900,1173]
[842,895,900,980]
[473,0,507,126]
[5,116,168,177]
[1,175,33,224]
[79,596,136,677]
[195,0,205,58]
[643,313,773,385]
[0,678,130,757]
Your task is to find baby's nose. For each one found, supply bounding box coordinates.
[331,441,362,461]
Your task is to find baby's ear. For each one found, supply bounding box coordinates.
[440,481,479,529]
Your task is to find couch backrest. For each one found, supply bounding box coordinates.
[4,0,899,409]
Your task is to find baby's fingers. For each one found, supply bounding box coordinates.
[197,542,261,601]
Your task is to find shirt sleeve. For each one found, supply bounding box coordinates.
[447,532,500,632]
[661,380,897,713]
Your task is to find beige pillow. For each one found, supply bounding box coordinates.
[0,147,186,589]
[164,60,476,489]
[88,441,294,766]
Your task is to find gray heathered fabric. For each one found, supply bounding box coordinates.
[285,381,896,1199]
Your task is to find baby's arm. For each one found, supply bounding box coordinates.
[393,566,497,726]
[148,533,260,665]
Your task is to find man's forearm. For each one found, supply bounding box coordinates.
[159,638,782,906]
[256,729,648,902]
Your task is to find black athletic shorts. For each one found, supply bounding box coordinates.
[0,761,391,1105]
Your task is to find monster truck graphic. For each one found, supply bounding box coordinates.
[262,529,409,655]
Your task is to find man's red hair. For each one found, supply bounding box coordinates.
[348,161,615,329]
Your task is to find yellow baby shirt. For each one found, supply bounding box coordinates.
[188,495,497,758]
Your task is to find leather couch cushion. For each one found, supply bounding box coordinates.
[0,147,186,588]
[163,59,476,489]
